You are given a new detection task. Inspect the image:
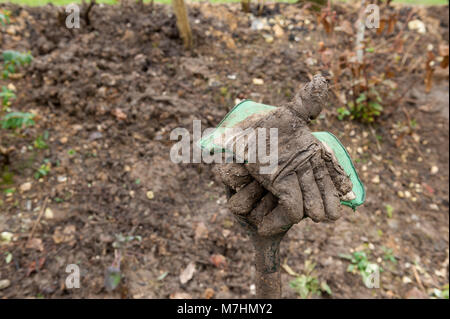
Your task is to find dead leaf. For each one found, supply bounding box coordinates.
[387,15,397,34]
[52,225,76,245]
[273,24,284,37]
[26,257,46,277]
[377,19,386,35]
[194,222,208,241]
[179,262,196,284]
[170,292,192,299]
[281,260,300,276]
[422,183,434,195]
[321,49,334,66]
[111,108,127,120]
[210,254,227,268]
[395,134,404,148]
[341,20,353,35]
[203,288,215,299]
[26,238,44,251]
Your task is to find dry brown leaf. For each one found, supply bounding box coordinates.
[194,222,208,241]
[340,20,353,35]
[52,225,76,245]
[26,238,44,251]
[210,254,227,268]
[281,262,300,277]
[203,288,215,299]
[111,108,127,120]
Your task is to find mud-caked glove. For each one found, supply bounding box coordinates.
[217,75,354,236]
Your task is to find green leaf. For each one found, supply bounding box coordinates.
[356,93,367,104]
[321,281,332,295]
[5,252,12,264]
[385,204,394,218]
[157,271,169,281]
[104,267,121,291]
[1,112,35,129]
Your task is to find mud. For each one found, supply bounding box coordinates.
[0,2,448,299]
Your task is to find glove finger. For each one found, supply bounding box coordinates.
[227,180,265,215]
[258,205,292,237]
[247,192,277,228]
[310,153,341,221]
[320,142,353,196]
[217,163,253,190]
[296,161,326,222]
[271,173,304,224]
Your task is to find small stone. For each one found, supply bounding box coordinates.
[397,191,405,198]
[404,191,411,198]
[44,208,54,219]
[88,132,103,141]
[412,133,420,143]
[402,276,412,284]
[0,279,11,290]
[251,19,266,31]
[408,20,426,34]
[0,232,13,243]
[273,24,284,37]
[57,176,67,183]
[6,26,16,35]
[430,166,439,174]
[20,182,32,192]
[429,204,439,211]
[60,137,68,144]
[305,57,316,66]
[357,147,363,154]
[252,78,264,85]
[146,191,154,200]
[263,34,274,43]
[371,175,380,184]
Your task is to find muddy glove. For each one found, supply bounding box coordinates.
[217,75,353,236]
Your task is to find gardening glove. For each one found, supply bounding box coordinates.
[217,75,353,235]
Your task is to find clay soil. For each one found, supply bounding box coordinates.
[0,1,448,298]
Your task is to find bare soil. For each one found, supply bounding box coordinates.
[0,1,448,299]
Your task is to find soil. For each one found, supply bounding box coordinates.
[0,1,448,299]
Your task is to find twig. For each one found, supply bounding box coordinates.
[369,124,381,152]
[412,265,426,293]
[26,196,49,246]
